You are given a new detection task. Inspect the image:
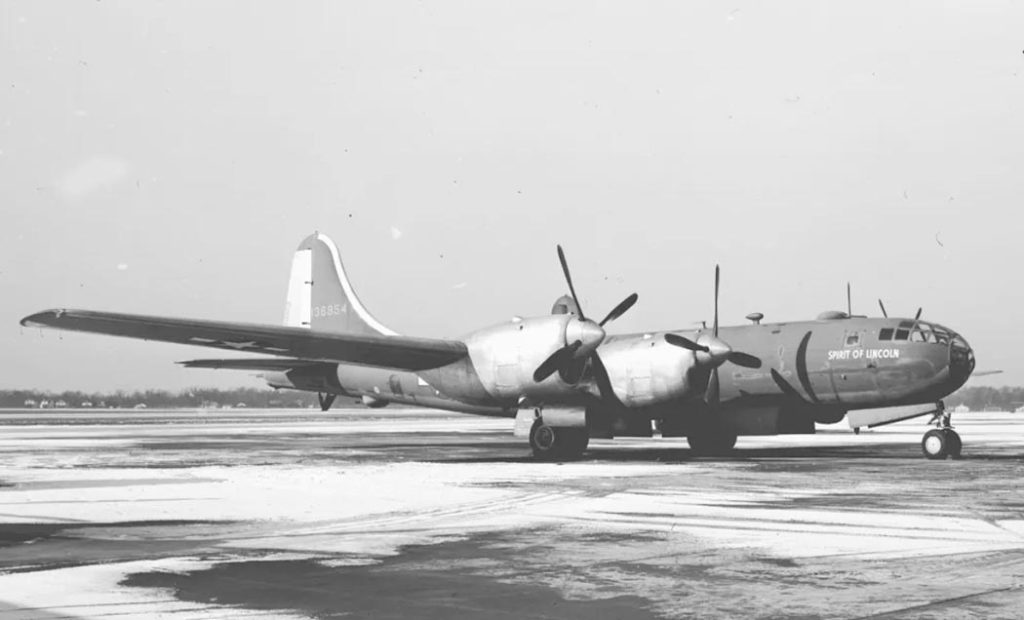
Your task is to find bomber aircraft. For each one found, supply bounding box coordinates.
[21,233,976,460]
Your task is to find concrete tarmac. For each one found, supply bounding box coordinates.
[1,408,1024,619]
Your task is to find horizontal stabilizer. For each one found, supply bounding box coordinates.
[972,370,1003,377]
[21,309,467,372]
[179,358,328,371]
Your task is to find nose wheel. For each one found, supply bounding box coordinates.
[921,401,962,460]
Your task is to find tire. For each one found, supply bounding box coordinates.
[529,421,559,460]
[686,418,737,456]
[944,429,962,459]
[922,428,949,460]
[529,421,588,461]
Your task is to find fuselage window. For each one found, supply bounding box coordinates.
[879,328,894,341]
[845,333,860,346]
[894,328,910,340]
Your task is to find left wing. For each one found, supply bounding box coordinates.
[21,309,467,372]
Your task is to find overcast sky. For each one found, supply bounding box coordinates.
[2,1,1022,392]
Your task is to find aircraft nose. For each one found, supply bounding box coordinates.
[565,318,606,358]
[948,333,975,387]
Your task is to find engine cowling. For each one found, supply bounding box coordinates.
[262,364,344,393]
[361,395,389,408]
[597,336,698,407]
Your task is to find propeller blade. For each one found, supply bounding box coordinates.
[556,245,585,320]
[705,367,720,405]
[533,340,582,382]
[878,299,888,318]
[712,265,720,337]
[770,369,807,403]
[589,352,623,406]
[598,292,638,327]
[665,333,709,352]
[728,351,762,369]
[909,307,923,332]
[847,282,852,317]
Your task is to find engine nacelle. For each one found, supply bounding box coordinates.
[598,336,698,407]
[262,363,343,393]
[463,315,577,402]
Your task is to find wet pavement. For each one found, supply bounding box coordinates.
[1,408,1023,619]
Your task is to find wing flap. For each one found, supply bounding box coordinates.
[21,309,467,372]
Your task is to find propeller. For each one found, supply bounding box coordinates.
[904,306,925,336]
[878,298,924,326]
[847,282,852,317]
[664,265,761,406]
[532,246,637,391]
[532,340,583,383]
[770,369,808,403]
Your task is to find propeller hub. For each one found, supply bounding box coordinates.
[565,318,606,358]
[696,334,732,367]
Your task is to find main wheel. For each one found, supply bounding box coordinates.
[686,419,738,456]
[922,428,950,460]
[529,421,588,461]
[944,429,962,459]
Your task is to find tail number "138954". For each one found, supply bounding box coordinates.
[313,304,346,317]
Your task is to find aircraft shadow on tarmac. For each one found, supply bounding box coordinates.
[418,443,1024,464]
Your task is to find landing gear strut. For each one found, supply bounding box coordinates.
[922,401,961,460]
[529,419,589,461]
[318,392,336,412]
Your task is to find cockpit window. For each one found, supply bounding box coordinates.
[879,328,894,341]
[898,320,915,328]
[845,333,860,346]
[894,328,910,340]
[910,329,927,342]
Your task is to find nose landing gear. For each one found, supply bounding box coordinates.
[922,401,961,460]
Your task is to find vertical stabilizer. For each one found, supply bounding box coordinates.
[282,233,397,336]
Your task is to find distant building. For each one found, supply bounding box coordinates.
[23,399,37,407]
[81,401,93,408]
[133,403,147,409]
[953,404,970,414]
[1015,405,1024,414]
[54,400,68,408]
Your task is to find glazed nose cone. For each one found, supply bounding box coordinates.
[948,333,975,388]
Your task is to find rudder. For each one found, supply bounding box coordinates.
[282,232,397,336]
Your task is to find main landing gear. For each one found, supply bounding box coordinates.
[529,419,589,461]
[685,416,738,456]
[921,402,961,460]
[317,393,336,412]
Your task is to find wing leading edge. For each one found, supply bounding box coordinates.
[21,309,467,372]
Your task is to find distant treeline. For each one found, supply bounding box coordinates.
[0,387,337,409]
[944,386,1024,412]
